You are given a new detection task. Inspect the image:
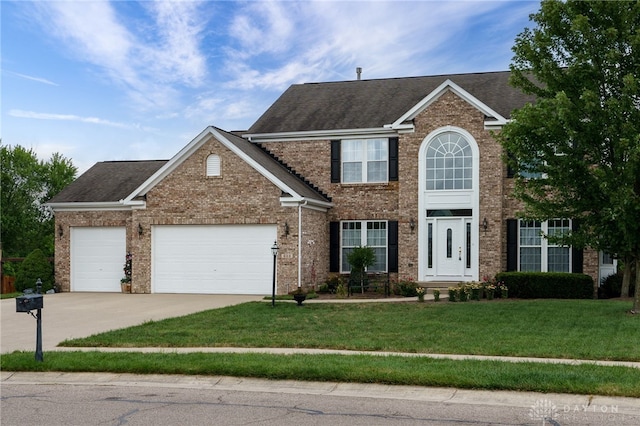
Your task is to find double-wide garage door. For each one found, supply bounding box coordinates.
[70,225,276,294]
[152,224,276,294]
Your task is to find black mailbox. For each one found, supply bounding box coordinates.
[16,294,44,312]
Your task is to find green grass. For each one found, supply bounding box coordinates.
[1,292,20,299]
[60,299,640,361]
[5,299,639,397]
[2,351,639,397]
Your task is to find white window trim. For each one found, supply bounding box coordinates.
[518,219,572,272]
[340,220,388,273]
[341,138,388,184]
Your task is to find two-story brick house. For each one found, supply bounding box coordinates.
[48,70,609,294]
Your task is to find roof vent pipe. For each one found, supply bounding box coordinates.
[356,67,362,80]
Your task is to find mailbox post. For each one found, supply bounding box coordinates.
[16,279,44,362]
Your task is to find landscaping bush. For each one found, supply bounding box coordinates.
[598,273,635,299]
[318,276,341,294]
[495,272,592,299]
[15,249,54,293]
[395,278,419,297]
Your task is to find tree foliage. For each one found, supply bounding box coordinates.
[1,144,77,257]
[498,0,640,310]
[15,248,55,293]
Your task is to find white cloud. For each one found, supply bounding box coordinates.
[8,109,157,132]
[4,70,59,86]
[222,0,512,91]
[31,1,209,111]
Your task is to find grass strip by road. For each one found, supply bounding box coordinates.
[2,351,639,397]
[60,300,640,361]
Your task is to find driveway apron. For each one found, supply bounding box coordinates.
[1,293,261,353]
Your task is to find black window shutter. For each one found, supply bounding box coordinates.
[389,137,399,181]
[388,221,398,272]
[329,222,340,272]
[571,219,583,273]
[506,219,518,271]
[331,140,341,183]
[506,152,515,178]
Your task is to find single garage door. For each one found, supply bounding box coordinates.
[152,224,277,294]
[71,227,126,292]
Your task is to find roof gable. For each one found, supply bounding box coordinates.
[125,127,331,208]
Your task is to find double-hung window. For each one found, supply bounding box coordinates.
[342,138,388,183]
[519,219,571,272]
[341,221,387,272]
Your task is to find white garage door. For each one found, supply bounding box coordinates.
[152,224,277,294]
[71,227,126,292]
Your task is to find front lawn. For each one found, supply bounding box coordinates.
[4,299,640,397]
[3,351,639,397]
[60,299,640,361]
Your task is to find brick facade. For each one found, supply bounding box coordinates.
[53,86,602,294]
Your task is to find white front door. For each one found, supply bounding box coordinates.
[435,218,465,277]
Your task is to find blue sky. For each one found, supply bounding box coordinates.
[2,0,540,174]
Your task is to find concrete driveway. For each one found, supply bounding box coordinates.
[1,293,262,354]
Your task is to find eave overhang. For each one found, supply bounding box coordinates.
[244,127,397,143]
[46,200,145,212]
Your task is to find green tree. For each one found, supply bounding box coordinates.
[347,246,376,294]
[1,144,77,257]
[499,0,640,311]
[15,248,55,293]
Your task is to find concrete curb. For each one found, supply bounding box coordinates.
[3,371,640,416]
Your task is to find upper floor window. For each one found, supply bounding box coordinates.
[425,132,472,190]
[342,138,388,183]
[519,219,571,272]
[206,154,220,176]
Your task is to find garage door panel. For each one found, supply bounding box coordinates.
[153,225,276,294]
[71,227,126,292]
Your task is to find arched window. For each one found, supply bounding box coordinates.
[425,132,472,190]
[206,154,220,176]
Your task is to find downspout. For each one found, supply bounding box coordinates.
[298,200,308,289]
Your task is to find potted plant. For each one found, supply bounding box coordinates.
[120,252,132,293]
[291,287,307,306]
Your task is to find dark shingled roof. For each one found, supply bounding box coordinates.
[248,71,535,134]
[48,160,168,203]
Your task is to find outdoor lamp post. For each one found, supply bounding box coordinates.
[271,241,279,307]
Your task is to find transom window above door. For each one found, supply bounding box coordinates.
[425,132,472,190]
[342,138,388,183]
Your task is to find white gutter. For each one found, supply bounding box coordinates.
[46,200,144,211]
[245,127,397,143]
[297,201,307,289]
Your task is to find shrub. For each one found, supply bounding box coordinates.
[318,276,342,294]
[15,249,54,293]
[598,273,634,299]
[495,272,592,299]
[396,278,419,297]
